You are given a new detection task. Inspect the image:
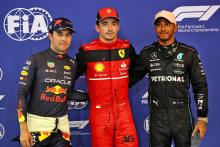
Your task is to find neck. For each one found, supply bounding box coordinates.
[99,37,117,44]
[158,38,175,46]
[50,46,66,55]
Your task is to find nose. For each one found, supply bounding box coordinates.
[61,35,68,41]
[160,24,166,31]
[108,24,113,31]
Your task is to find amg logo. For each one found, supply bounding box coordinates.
[151,76,184,82]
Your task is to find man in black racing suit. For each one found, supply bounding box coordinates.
[130,10,208,147]
[17,17,87,147]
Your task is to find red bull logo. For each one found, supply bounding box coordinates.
[46,85,67,94]
[40,94,67,103]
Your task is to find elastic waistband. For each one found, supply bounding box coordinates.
[27,113,70,134]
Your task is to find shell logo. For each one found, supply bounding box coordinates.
[95,63,105,72]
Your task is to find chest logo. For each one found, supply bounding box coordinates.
[47,62,55,68]
[95,63,105,72]
[21,70,28,76]
[177,53,184,60]
[64,66,71,70]
[151,52,157,59]
[118,49,125,58]
[46,85,67,95]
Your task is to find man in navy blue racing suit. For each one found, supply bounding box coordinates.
[17,17,87,147]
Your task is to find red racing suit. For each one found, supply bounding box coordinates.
[76,39,138,147]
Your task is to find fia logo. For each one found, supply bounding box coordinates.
[0,123,5,140]
[144,116,149,133]
[4,7,52,41]
[0,68,3,81]
[173,5,220,21]
[141,91,149,104]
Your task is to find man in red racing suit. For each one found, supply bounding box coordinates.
[75,7,138,147]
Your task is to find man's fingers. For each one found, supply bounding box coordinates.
[30,136,34,146]
[192,127,198,137]
[199,127,206,139]
[21,140,31,147]
[199,131,204,139]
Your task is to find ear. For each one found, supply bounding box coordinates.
[95,25,100,33]
[174,24,178,33]
[48,32,52,41]
[117,24,120,32]
[154,25,157,32]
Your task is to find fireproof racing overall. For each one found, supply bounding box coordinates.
[130,41,208,147]
[76,39,139,147]
[17,49,87,146]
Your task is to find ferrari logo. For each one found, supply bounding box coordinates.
[118,49,125,58]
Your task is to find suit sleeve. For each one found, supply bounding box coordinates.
[17,56,37,122]
[189,49,208,117]
[68,90,89,102]
[75,47,87,80]
[129,48,149,87]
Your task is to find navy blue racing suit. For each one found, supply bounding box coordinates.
[17,48,87,146]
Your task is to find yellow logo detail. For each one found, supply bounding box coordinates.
[21,70,28,76]
[118,49,125,58]
[18,110,25,122]
[107,9,112,13]
[95,63,105,72]
[64,66,71,70]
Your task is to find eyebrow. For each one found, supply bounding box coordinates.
[101,21,118,24]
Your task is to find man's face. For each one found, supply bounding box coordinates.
[154,18,177,44]
[96,18,119,43]
[48,29,72,54]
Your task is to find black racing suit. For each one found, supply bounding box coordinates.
[17,48,87,146]
[130,41,208,147]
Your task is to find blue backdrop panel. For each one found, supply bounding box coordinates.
[0,0,219,146]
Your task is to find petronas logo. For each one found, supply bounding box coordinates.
[118,49,125,58]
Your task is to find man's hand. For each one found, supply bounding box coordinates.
[20,122,33,147]
[192,119,207,140]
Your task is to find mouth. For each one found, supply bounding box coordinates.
[106,32,114,35]
[159,32,168,35]
[60,43,68,46]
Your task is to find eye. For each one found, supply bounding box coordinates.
[112,22,118,26]
[66,33,72,37]
[57,32,63,36]
[102,23,107,27]
[155,23,161,27]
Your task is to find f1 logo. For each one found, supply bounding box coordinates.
[69,120,89,129]
[0,95,5,101]
[173,5,220,21]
